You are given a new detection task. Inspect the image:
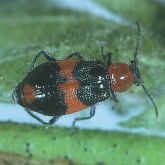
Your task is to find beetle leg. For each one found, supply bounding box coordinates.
[106,52,112,66]
[28,51,56,73]
[109,90,119,103]
[101,44,106,60]
[24,108,49,125]
[24,108,61,126]
[48,115,61,125]
[101,45,112,66]
[66,52,83,60]
[72,105,96,127]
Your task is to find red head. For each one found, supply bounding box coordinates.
[108,63,134,92]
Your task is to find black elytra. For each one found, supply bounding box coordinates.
[13,51,113,126]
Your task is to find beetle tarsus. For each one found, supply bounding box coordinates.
[48,115,61,125]
[72,105,96,127]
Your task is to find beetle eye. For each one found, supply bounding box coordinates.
[128,60,142,86]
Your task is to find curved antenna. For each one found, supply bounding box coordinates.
[141,84,159,117]
[132,21,158,117]
[134,21,141,64]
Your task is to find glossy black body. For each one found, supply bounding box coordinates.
[18,60,110,116]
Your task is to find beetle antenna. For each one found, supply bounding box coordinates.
[141,84,158,117]
[134,21,141,64]
[130,21,158,117]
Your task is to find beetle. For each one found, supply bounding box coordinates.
[12,21,158,126]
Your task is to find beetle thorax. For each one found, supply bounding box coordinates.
[107,63,134,92]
